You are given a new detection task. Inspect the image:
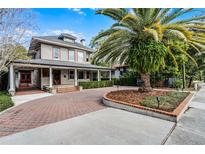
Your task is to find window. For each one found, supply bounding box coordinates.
[68,51,75,61]
[78,71,84,79]
[68,70,74,79]
[86,53,90,62]
[53,48,60,59]
[77,52,84,62]
[63,38,74,43]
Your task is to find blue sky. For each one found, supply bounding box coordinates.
[31,8,205,46]
[32,8,114,45]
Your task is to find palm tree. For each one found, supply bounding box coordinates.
[91,8,205,92]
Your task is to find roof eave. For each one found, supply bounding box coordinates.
[33,37,95,53]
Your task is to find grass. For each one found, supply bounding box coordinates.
[0,91,14,112]
[139,91,189,112]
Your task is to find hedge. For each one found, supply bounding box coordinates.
[79,80,114,89]
[0,91,14,112]
[113,78,136,86]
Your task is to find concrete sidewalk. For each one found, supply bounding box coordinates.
[0,108,174,145]
[165,87,205,145]
[12,93,53,106]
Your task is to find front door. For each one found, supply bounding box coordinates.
[53,70,61,85]
[20,71,31,87]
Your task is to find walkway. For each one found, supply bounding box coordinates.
[0,108,174,144]
[0,87,111,137]
[0,86,175,144]
[165,87,205,144]
[12,93,53,106]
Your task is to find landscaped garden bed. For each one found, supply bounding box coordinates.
[103,90,193,122]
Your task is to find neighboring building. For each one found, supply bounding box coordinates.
[8,33,111,95]
[112,65,129,79]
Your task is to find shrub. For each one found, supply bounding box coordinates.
[79,80,114,89]
[171,79,183,88]
[113,78,136,86]
[0,91,14,112]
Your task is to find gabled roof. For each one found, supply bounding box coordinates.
[30,35,95,53]
[13,59,111,70]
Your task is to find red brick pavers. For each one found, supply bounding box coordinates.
[0,87,123,137]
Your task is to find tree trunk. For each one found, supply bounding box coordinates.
[188,76,193,88]
[138,73,152,92]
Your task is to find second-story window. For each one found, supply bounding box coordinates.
[78,51,84,62]
[53,48,60,59]
[68,51,75,61]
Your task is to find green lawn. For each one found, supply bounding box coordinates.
[139,91,189,112]
[0,91,14,112]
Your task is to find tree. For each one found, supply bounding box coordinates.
[0,9,36,76]
[91,8,205,92]
[186,52,205,87]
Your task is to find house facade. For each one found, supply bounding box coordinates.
[8,33,111,95]
[112,65,129,79]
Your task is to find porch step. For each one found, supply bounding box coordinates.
[56,86,79,93]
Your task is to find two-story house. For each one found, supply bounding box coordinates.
[8,33,111,95]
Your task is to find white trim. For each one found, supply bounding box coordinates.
[74,68,78,86]
[9,64,15,91]
[34,37,94,53]
[13,63,111,71]
[97,70,101,81]
[49,67,53,88]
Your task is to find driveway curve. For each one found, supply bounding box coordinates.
[0,87,120,137]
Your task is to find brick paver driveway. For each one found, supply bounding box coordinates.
[0,87,130,137]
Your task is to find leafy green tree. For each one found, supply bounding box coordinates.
[92,8,205,91]
[186,52,205,87]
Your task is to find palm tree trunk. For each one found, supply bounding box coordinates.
[138,73,152,92]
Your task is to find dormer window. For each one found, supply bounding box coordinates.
[53,47,60,59]
[64,38,75,43]
[58,33,77,43]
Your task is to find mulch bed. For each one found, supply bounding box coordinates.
[106,90,167,105]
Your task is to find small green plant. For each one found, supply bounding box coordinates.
[171,79,183,89]
[79,80,114,89]
[139,91,189,112]
[0,91,14,112]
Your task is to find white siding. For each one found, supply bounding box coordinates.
[40,43,91,63]
[60,69,74,85]
[41,44,53,60]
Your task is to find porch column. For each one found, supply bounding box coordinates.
[9,64,15,95]
[49,67,53,88]
[74,68,78,86]
[109,70,112,81]
[97,70,101,81]
[40,68,43,90]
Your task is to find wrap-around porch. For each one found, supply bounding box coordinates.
[8,60,112,95]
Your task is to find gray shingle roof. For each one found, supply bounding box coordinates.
[13,59,111,70]
[32,35,95,53]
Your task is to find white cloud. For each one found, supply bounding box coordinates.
[68,8,86,16]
